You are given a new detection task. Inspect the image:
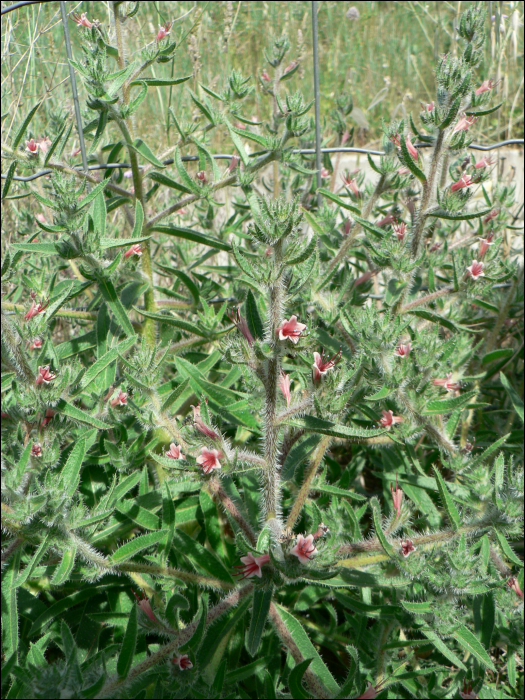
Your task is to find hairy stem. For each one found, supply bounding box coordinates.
[410,130,445,258]
[208,477,257,545]
[286,435,331,530]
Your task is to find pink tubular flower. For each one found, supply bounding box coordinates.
[460,684,479,699]
[276,315,307,344]
[312,523,329,539]
[478,231,495,258]
[405,134,418,160]
[312,348,342,382]
[31,443,43,457]
[72,12,93,29]
[37,137,51,154]
[234,121,247,130]
[42,408,55,427]
[393,222,406,242]
[343,218,351,235]
[191,403,220,440]
[433,372,461,392]
[397,166,410,175]
[451,173,473,192]
[71,146,81,157]
[394,342,411,358]
[378,410,403,430]
[483,208,499,224]
[354,269,379,287]
[35,365,56,386]
[341,130,350,145]
[261,71,271,82]
[320,167,330,179]
[376,213,395,228]
[423,101,435,112]
[475,79,493,95]
[110,389,128,407]
[227,307,254,346]
[132,590,157,622]
[25,138,38,154]
[124,244,142,259]
[29,338,42,351]
[279,371,291,407]
[391,477,403,517]
[428,241,442,252]
[156,21,172,42]
[466,260,485,280]
[172,653,193,670]
[474,155,495,169]
[390,133,401,148]
[291,533,318,564]
[228,154,240,173]
[342,171,360,196]
[234,552,271,579]
[166,443,185,460]
[196,170,207,183]
[400,539,416,557]
[196,447,222,474]
[36,213,47,224]
[507,577,523,598]
[453,113,477,133]
[25,299,48,321]
[283,61,297,75]
[356,682,378,699]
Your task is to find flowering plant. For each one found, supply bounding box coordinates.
[1,5,522,699]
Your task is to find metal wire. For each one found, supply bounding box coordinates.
[3,140,523,182]
[1,0,43,15]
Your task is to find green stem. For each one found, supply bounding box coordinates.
[410,130,445,258]
[286,435,331,530]
[208,477,257,545]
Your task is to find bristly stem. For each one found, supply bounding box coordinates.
[410,129,445,258]
[208,477,257,545]
[286,435,331,530]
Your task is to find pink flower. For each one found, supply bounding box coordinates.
[478,231,494,258]
[343,218,351,235]
[422,101,434,112]
[433,372,461,392]
[320,167,330,179]
[356,682,378,699]
[37,136,51,154]
[35,365,56,386]
[393,222,406,242]
[279,371,291,406]
[376,213,395,228]
[474,156,495,169]
[276,315,307,344]
[483,208,499,224]
[450,173,473,192]
[460,684,479,699]
[25,138,38,154]
[36,213,46,224]
[397,166,410,175]
[172,653,193,670]
[354,269,379,287]
[31,443,43,457]
[156,21,171,42]
[475,79,494,95]
[394,342,411,358]
[227,307,254,346]
[428,241,442,252]
[110,389,128,407]
[507,577,523,598]
[191,403,220,440]
[378,410,403,430]
[234,552,270,579]
[25,299,48,320]
[290,533,318,564]
[228,155,240,172]
[42,408,54,427]
[234,122,247,130]
[466,260,485,280]
[391,477,403,517]
[341,130,350,145]
[166,443,185,460]
[400,539,416,557]
[283,61,297,75]
[132,590,157,622]
[453,114,477,133]
[342,171,360,196]
[312,349,342,382]
[123,170,133,178]
[389,133,401,148]
[124,244,142,259]
[28,338,42,351]
[405,134,418,160]
[261,71,271,82]
[196,447,222,474]
[72,12,93,29]
[312,523,329,539]
[70,147,81,157]
[196,170,207,183]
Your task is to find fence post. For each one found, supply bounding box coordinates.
[311,1,322,209]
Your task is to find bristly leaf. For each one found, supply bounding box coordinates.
[117,603,137,678]
[245,289,264,339]
[433,466,461,529]
[246,587,273,656]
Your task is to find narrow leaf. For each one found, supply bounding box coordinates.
[246,587,273,656]
[117,604,137,678]
[432,466,461,529]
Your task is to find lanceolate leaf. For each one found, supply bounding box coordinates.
[433,466,461,529]
[117,604,137,678]
[110,531,168,564]
[246,587,273,657]
[453,625,496,672]
[287,415,386,439]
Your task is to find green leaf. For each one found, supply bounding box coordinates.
[367,152,382,174]
[172,269,199,305]
[80,336,136,388]
[2,160,18,200]
[370,497,395,557]
[493,530,523,568]
[148,171,193,195]
[161,378,190,412]
[281,436,321,481]
[229,124,269,148]
[106,61,137,97]
[12,100,42,149]
[432,466,461,529]
[95,274,135,337]
[480,592,495,652]
[500,371,524,424]
[246,587,273,657]
[353,215,389,240]
[423,390,478,415]
[110,531,168,564]
[180,595,209,653]
[421,628,466,670]
[15,533,50,587]
[51,546,77,586]
[130,138,166,168]
[289,659,314,699]
[481,349,513,365]
[189,90,216,123]
[115,500,160,530]
[100,235,151,250]
[468,433,510,471]
[465,102,503,117]
[117,603,137,678]
[55,399,109,429]
[130,75,192,87]
[224,118,250,166]
[1,550,20,658]
[287,415,386,440]
[408,309,459,333]
[92,191,106,238]
[245,289,264,340]
[273,604,340,696]
[313,484,366,502]
[151,223,230,251]
[402,600,434,615]
[317,188,360,214]
[76,180,109,211]
[131,198,144,240]
[60,438,88,497]
[399,136,427,182]
[11,243,58,255]
[172,529,234,584]
[437,95,461,129]
[133,307,208,337]
[286,234,318,266]
[365,386,393,402]
[427,207,492,221]
[453,624,495,672]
